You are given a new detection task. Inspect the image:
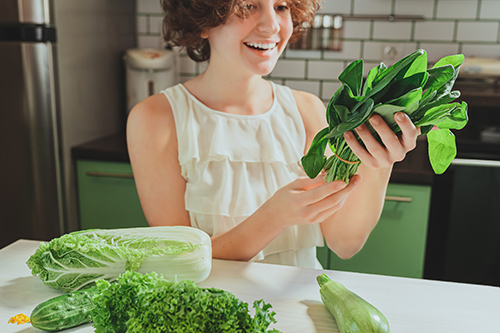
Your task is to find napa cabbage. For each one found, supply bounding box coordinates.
[26,226,212,292]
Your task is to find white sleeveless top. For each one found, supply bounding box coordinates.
[162,82,324,268]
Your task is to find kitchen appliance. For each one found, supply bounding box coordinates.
[0,0,136,248]
[424,63,500,287]
[460,57,500,78]
[124,48,178,113]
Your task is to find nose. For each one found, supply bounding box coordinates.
[257,6,280,35]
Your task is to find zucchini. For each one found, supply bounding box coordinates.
[317,273,390,333]
[30,286,99,331]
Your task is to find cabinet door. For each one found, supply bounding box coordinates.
[319,183,431,278]
[76,160,148,229]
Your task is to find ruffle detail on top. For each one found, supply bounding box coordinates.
[162,82,324,264]
[174,84,306,166]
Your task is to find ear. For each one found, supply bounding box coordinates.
[200,29,209,39]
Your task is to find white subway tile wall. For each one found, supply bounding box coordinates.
[414,21,455,41]
[136,0,500,102]
[308,60,346,80]
[372,21,413,40]
[352,0,393,16]
[457,21,499,42]
[342,20,371,39]
[419,42,461,63]
[436,0,479,20]
[317,0,351,14]
[394,0,435,18]
[480,0,500,20]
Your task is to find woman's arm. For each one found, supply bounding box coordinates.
[293,90,419,260]
[127,94,191,227]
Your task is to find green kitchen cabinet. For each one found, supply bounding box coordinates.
[317,183,432,278]
[76,160,148,229]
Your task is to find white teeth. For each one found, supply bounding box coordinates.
[246,42,277,50]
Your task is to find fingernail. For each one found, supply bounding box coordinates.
[369,115,381,126]
[395,112,406,122]
[351,176,361,186]
[355,124,366,132]
[334,181,348,190]
[344,131,353,139]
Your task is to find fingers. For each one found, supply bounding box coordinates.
[302,175,361,223]
[291,174,361,210]
[368,114,406,163]
[394,112,419,151]
[346,112,419,168]
[302,179,347,204]
[291,173,328,190]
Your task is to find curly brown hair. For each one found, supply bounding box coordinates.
[161,0,322,62]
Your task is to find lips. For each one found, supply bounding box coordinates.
[244,42,278,51]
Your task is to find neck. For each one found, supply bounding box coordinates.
[184,64,273,116]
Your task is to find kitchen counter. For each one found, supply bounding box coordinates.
[2,239,499,333]
[72,133,435,185]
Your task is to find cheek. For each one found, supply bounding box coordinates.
[281,19,294,41]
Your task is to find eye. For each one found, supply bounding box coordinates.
[243,2,256,10]
[275,2,290,12]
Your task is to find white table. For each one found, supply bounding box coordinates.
[1,240,499,332]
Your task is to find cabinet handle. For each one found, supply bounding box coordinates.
[86,172,134,179]
[385,195,412,203]
[452,158,500,168]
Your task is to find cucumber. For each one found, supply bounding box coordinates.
[317,273,390,333]
[30,286,99,331]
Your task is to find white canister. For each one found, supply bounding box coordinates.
[124,48,178,114]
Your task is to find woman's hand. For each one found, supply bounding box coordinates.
[343,112,419,169]
[258,174,361,231]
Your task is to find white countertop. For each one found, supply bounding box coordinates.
[1,240,499,333]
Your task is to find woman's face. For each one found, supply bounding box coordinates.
[205,0,293,77]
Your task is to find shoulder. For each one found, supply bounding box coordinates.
[127,93,174,138]
[290,89,328,150]
[126,92,177,156]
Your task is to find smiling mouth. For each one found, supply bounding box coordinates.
[244,42,278,52]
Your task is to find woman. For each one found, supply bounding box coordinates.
[127,0,419,268]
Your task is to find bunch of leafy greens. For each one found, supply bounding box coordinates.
[301,49,468,183]
[26,227,211,292]
[91,271,281,333]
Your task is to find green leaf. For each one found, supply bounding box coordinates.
[387,87,423,112]
[418,89,437,110]
[370,49,426,90]
[373,104,406,131]
[420,125,434,135]
[415,101,468,130]
[427,128,457,174]
[326,85,363,128]
[380,72,428,104]
[433,54,465,69]
[326,87,343,128]
[424,65,454,91]
[327,98,375,138]
[301,127,330,178]
[362,62,387,96]
[339,59,364,96]
[425,55,464,105]
[401,51,428,78]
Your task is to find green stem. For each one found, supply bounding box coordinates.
[316,273,332,288]
[324,137,361,183]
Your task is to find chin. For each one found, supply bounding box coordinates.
[254,62,278,77]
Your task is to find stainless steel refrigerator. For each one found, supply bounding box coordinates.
[0,0,136,248]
